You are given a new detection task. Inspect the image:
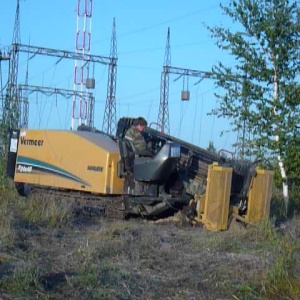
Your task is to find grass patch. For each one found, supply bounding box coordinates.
[19,194,72,228]
[233,220,300,299]
[0,192,14,243]
[0,266,41,299]
[0,186,300,299]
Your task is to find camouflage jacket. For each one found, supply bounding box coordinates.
[124,126,150,154]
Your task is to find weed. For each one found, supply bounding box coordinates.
[0,190,15,245]
[234,220,300,299]
[0,187,300,299]
[0,266,40,298]
[20,194,72,228]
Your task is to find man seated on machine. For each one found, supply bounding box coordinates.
[124,117,153,157]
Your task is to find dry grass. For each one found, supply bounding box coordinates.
[0,189,299,300]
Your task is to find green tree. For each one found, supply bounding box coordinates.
[207,0,300,211]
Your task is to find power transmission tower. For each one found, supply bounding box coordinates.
[157,27,244,135]
[72,0,94,130]
[102,18,118,135]
[8,43,109,129]
[3,0,21,130]
[19,53,29,128]
[0,48,10,119]
[1,0,117,137]
[157,27,171,134]
[157,28,244,135]
[157,26,215,136]
[18,84,94,122]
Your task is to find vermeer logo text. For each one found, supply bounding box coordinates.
[20,137,44,146]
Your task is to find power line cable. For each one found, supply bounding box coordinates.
[118,39,213,56]
[198,95,204,146]
[92,4,226,45]
[192,84,201,144]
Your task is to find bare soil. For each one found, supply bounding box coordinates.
[0,194,300,300]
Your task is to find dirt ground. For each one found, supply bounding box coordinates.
[0,192,299,300]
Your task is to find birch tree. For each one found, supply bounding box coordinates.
[208,0,300,212]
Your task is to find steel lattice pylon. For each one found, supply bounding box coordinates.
[158,28,239,135]
[72,0,93,130]
[1,0,118,136]
[102,18,118,135]
[4,0,21,130]
[7,44,112,130]
[157,27,171,134]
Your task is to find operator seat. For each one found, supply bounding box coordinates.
[118,138,181,183]
[118,139,135,174]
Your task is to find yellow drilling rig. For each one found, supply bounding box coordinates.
[6,117,273,231]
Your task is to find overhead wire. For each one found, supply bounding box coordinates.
[64,98,71,130]
[117,86,160,103]
[146,97,154,122]
[192,83,201,144]
[92,4,226,44]
[9,2,226,132]
[198,95,204,146]
[177,75,188,137]
[0,61,5,110]
[175,99,190,138]
[210,98,217,143]
[118,39,213,57]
